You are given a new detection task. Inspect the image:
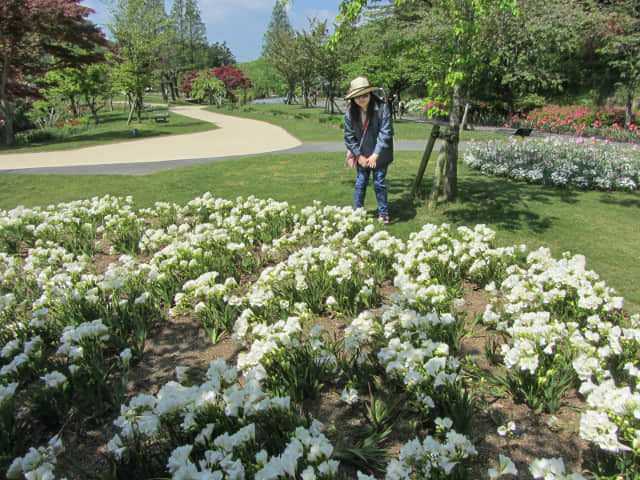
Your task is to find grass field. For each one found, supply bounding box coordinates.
[0,102,638,312]
[0,105,216,154]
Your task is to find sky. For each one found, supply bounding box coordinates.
[81,0,343,63]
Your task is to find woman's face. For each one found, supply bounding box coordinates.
[354,92,370,111]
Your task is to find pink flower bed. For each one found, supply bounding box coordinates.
[507,105,640,141]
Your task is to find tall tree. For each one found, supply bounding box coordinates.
[595,0,640,126]
[0,0,106,145]
[469,0,592,109]
[41,68,84,118]
[344,9,419,103]
[262,1,299,103]
[240,58,287,99]
[109,0,169,123]
[169,0,207,67]
[204,42,236,68]
[311,20,355,113]
[335,0,517,203]
[297,21,323,107]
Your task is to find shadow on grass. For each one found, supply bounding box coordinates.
[597,192,640,209]
[398,173,582,233]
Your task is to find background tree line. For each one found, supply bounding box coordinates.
[0,0,237,144]
[255,0,639,202]
[1,0,638,149]
[258,0,638,125]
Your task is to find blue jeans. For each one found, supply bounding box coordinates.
[354,165,389,216]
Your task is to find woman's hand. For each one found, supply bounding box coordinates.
[367,154,379,168]
[358,155,368,167]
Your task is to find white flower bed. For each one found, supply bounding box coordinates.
[463,137,640,191]
[0,193,637,479]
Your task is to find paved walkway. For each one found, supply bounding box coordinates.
[0,105,457,175]
[0,106,305,175]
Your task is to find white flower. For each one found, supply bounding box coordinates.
[40,371,67,389]
[119,348,132,365]
[167,445,193,474]
[529,457,566,479]
[301,466,316,480]
[0,382,19,407]
[175,366,189,383]
[435,417,453,431]
[318,459,339,476]
[341,386,359,405]
[107,434,126,460]
[488,454,518,479]
[255,449,268,466]
[357,472,377,480]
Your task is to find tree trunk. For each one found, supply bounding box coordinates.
[429,145,447,209]
[170,75,179,101]
[127,100,135,125]
[1,58,15,145]
[85,94,100,125]
[444,83,462,201]
[136,93,143,122]
[161,82,169,103]
[0,98,14,145]
[625,90,634,128]
[460,101,472,132]
[70,96,79,117]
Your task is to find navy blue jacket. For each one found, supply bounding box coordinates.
[344,102,394,168]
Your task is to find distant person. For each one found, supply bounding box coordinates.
[399,100,406,118]
[392,94,399,120]
[344,77,394,225]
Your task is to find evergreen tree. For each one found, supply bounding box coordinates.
[262,1,298,103]
[170,0,207,67]
[110,0,169,123]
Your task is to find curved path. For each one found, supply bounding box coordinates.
[0,105,445,175]
[0,106,304,175]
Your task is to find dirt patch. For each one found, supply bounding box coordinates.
[50,278,595,479]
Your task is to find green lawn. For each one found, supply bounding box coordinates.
[0,104,638,312]
[211,103,501,143]
[0,107,216,154]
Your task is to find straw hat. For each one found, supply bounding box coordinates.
[345,76,378,100]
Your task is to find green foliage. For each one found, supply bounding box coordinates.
[362,386,404,435]
[109,0,170,122]
[239,58,287,98]
[333,428,390,473]
[0,384,21,477]
[588,446,640,480]
[30,381,72,428]
[262,343,330,404]
[190,72,226,106]
[489,360,577,414]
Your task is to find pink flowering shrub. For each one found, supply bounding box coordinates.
[507,105,640,142]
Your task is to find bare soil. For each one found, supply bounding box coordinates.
[47,268,593,479]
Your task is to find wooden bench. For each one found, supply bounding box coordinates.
[154,111,169,122]
[514,127,532,137]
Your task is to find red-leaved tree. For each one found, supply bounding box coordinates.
[0,0,107,145]
[180,70,200,98]
[212,65,252,102]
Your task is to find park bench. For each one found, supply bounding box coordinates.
[514,127,532,137]
[154,111,169,122]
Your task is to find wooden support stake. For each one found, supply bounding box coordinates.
[410,124,440,198]
[429,142,448,209]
